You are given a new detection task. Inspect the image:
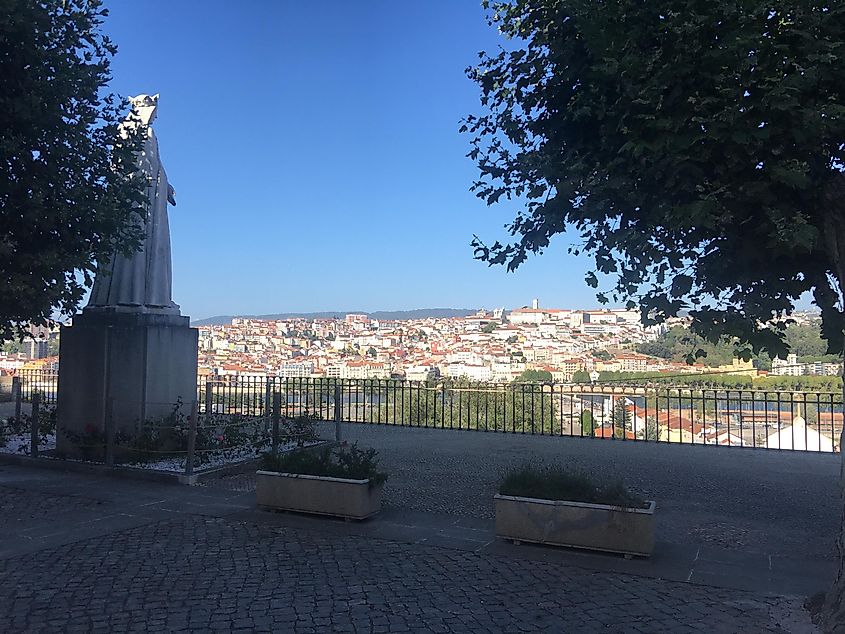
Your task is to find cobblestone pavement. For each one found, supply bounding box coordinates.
[210,422,841,560]
[0,515,812,633]
[0,485,100,527]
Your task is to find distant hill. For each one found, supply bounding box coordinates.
[191,308,477,327]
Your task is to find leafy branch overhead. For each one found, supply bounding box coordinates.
[464,0,845,358]
[0,0,147,340]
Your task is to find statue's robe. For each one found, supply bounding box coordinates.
[89,127,176,311]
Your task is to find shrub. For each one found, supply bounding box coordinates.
[499,465,646,508]
[260,443,388,487]
[280,414,319,448]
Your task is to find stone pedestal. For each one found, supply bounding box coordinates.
[0,375,12,402]
[57,309,198,453]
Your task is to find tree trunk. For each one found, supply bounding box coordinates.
[822,174,845,633]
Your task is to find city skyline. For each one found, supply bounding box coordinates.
[191,301,631,324]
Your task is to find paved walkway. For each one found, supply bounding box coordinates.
[0,470,815,633]
[232,422,838,562]
[0,422,836,633]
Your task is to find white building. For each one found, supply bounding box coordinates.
[277,362,314,378]
[508,309,545,325]
[771,354,801,376]
[772,353,843,377]
[445,363,493,382]
[340,361,390,380]
[405,365,438,382]
[766,416,835,452]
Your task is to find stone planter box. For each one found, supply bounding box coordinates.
[494,494,656,557]
[256,470,383,520]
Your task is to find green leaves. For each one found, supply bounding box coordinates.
[770,163,811,189]
[464,0,845,359]
[670,274,693,298]
[0,0,146,340]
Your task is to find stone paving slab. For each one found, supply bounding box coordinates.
[235,506,834,598]
[0,444,831,632]
[308,422,840,560]
[0,515,815,633]
[0,464,253,560]
[0,484,102,528]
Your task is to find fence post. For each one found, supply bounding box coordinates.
[104,397,115,467]
[185,400,198,477]
[265,378,272,418]
[30,392,40,458]
[334,384,342,442]
[13,376,22,426]
[272,392,281,455]
[204,381,213,416]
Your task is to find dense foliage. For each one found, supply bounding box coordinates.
[499,464,645,508]
[610,399,632,438]
[579,409,594,435]
[518,368,552,382]
[465,1,845,360]
[376,377,557,432]
[0,404,56,451]
[637,322,838,368]
[260,444,388,487]
[466,6,845,622]
[0,0,146,340]
[594,370,841,392]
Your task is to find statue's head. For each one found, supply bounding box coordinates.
[129,94,159,125]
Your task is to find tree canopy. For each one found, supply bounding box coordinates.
[0,0,145,340]
[465,1,845,360]
[466,4,845,624]
[639,321,839,367]
[518,368,553,382]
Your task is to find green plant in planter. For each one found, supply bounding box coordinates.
[499,465,646,509]
[260,443,388,488]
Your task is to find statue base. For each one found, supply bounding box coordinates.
[56,309,198,456]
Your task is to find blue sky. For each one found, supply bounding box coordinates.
[102,1,600,320]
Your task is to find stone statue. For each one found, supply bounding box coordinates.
[88,94,179,314]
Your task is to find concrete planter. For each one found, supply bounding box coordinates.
[494,494,656,557]
[256,470,383,520]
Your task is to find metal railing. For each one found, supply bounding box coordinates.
[12,371,842,453]
[199,376,842,453]
[1,394,321,476]
[17,368,58,404]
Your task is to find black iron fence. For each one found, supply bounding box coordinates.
[16,368,58,404]
[12,371,842,453]
[199,376,842,453]
[1,393,324,476]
